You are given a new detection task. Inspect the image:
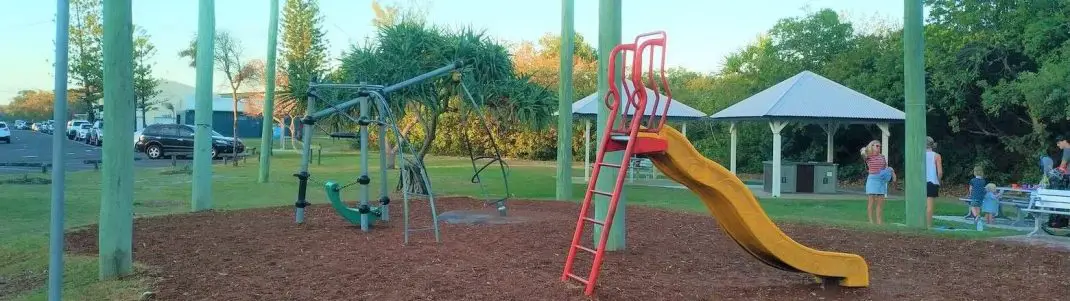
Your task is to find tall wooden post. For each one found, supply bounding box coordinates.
[593,0,625,251]
[903,0,928,228]
[99,0,135,279]
[555,0,575,200]
[258,0,280,183]
[192,0,215,211]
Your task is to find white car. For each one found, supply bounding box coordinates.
[0,122,10,143]
[76,124,92,141]
[67,119,89,139]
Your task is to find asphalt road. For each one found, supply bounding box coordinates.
[0,130,173,174]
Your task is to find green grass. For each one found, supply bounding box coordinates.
[0,149,1021,300]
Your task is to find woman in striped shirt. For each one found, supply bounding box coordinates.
[862,140,890,225]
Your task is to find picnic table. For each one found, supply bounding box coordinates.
[959,186,1035,226]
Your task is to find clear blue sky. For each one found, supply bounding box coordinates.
[0,0,902,104]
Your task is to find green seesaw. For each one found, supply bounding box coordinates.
[325,181,383,226]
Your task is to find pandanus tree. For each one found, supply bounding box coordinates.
[337,19,556,194]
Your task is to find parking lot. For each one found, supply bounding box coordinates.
[0,130,174,174]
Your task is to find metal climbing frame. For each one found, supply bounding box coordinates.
[561,31,673,296]
[457,78,513,216]
[291,60,467,244]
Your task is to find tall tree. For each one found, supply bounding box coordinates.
[3,90,84,121]
[279,0,329,149]
[68,0,104,122]
[179,31,264,163]
[133,27,162,128]
[338,20,556,193]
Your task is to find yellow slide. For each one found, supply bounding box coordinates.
[643,125,869,287]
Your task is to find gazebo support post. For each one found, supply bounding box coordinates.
[730,122,738,174]
[681,122,688,138]
[877,123,890,159]
[820,122,840,163]
[584,119,591,181]
[769,121,788,198]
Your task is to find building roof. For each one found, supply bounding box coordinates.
[709,71,905,124]
[570,82,707,120]
[181,95,249,113]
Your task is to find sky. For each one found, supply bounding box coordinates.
[0,0,903,104]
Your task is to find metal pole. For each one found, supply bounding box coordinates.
[359,96,371,231]
[47,0,69,298]
[295,87,316,224]
[904,0,928,228]
[379,113,390,221]
[310,61,465,120]
[555,0,575,200]
[593,0,625,251]
[257,0,280,183]
[99,0,135,279]
[192,0,215,211]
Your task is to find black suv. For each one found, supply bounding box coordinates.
[134,124,245,159]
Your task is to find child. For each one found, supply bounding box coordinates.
[967,166,986,220]
[981,183,1001,225]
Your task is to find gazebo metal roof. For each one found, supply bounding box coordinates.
[709,71,904,124]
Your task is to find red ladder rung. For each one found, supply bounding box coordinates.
[597,162,622,168]
[582,217,604,225]
[566,273,590,284]
[590,190,613,197]
[574,245,598,254]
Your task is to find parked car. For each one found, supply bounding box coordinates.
[88,121,103,146]
[67,120,89,139]
[0,122,10,143]
[134,124,244,159]
[75,124,92,141]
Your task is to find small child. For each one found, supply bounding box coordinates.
[981,183,1001,225]
[967,166,986,220]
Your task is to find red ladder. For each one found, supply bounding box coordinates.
[561,31,673,296]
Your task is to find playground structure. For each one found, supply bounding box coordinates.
[292,62,470,243]
[560,31,870,295]
[291,60,516,242]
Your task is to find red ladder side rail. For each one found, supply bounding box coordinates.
[579,48,660,295]
[562,43,636,287]
[613,45,639,135]
[631,31,672,133]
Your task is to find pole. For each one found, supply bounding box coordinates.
[257,0,280,183]
[295,84,316,224]
[903,0,927,228]
[99,0,135,279]
[555,0,575,200]
[359,96,371,231]
[593,0,625,251]
[192,0,215,211]
[47,0,69,298]
[379,115,390,221]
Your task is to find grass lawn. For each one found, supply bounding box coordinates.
[0,144,1022,300]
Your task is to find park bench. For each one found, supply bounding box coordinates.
[1023,188,1070,236]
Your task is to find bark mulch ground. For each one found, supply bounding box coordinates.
[67,197,1070,300]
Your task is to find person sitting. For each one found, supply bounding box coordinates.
[967,166,986,221]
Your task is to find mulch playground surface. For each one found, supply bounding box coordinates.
[67,197,1070,300]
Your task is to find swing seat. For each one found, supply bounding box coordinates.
[329,132,359,139]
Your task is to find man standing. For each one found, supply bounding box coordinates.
[1057,136,1070,173]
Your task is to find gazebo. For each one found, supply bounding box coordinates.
[569,82,708,180]
[710,71,906,197]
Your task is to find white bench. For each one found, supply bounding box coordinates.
[1023,188,1070,236]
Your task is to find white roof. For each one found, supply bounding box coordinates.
[181,95,248,112]
[710,71,905,124]
[570,82,707,120]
